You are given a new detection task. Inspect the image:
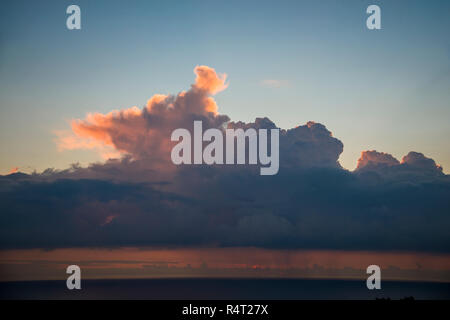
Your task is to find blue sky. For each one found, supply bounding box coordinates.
[1,0,449,173]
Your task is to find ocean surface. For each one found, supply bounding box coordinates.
[0,278,449,300]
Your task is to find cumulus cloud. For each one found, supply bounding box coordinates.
[57,66,343,171]
[226,119,343,169]
[1,66,449,253]
[57,65,230,164]
[280,121,343,168]
[356,150,400,170]
[356,150,444,182]
[401,151,443,174]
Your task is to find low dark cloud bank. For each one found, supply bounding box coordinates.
[1,66,449,252]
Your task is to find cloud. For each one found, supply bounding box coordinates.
[1,66,449,253]
[193,65,228,95]
[55,130,123,160]
[1,164,449,252]
[401,151,443,174]
[356,150,400,170]
[8,167,19,174]
[356,150,444,182]
[57,65,230,163]
[228,119,343,168]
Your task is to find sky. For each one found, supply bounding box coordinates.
[0,0,449,287]
[0,0,449,174]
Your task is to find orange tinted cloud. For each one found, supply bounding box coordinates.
[193,65,228,95]
[56,66,229,161]
[55,130,123,160]
[8,167,19,174]
[356,150,399,170]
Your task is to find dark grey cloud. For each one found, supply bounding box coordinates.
[1,147,449,252]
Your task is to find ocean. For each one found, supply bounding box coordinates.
[0,278,449,300]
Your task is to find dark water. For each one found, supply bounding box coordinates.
[0,278,449,300]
